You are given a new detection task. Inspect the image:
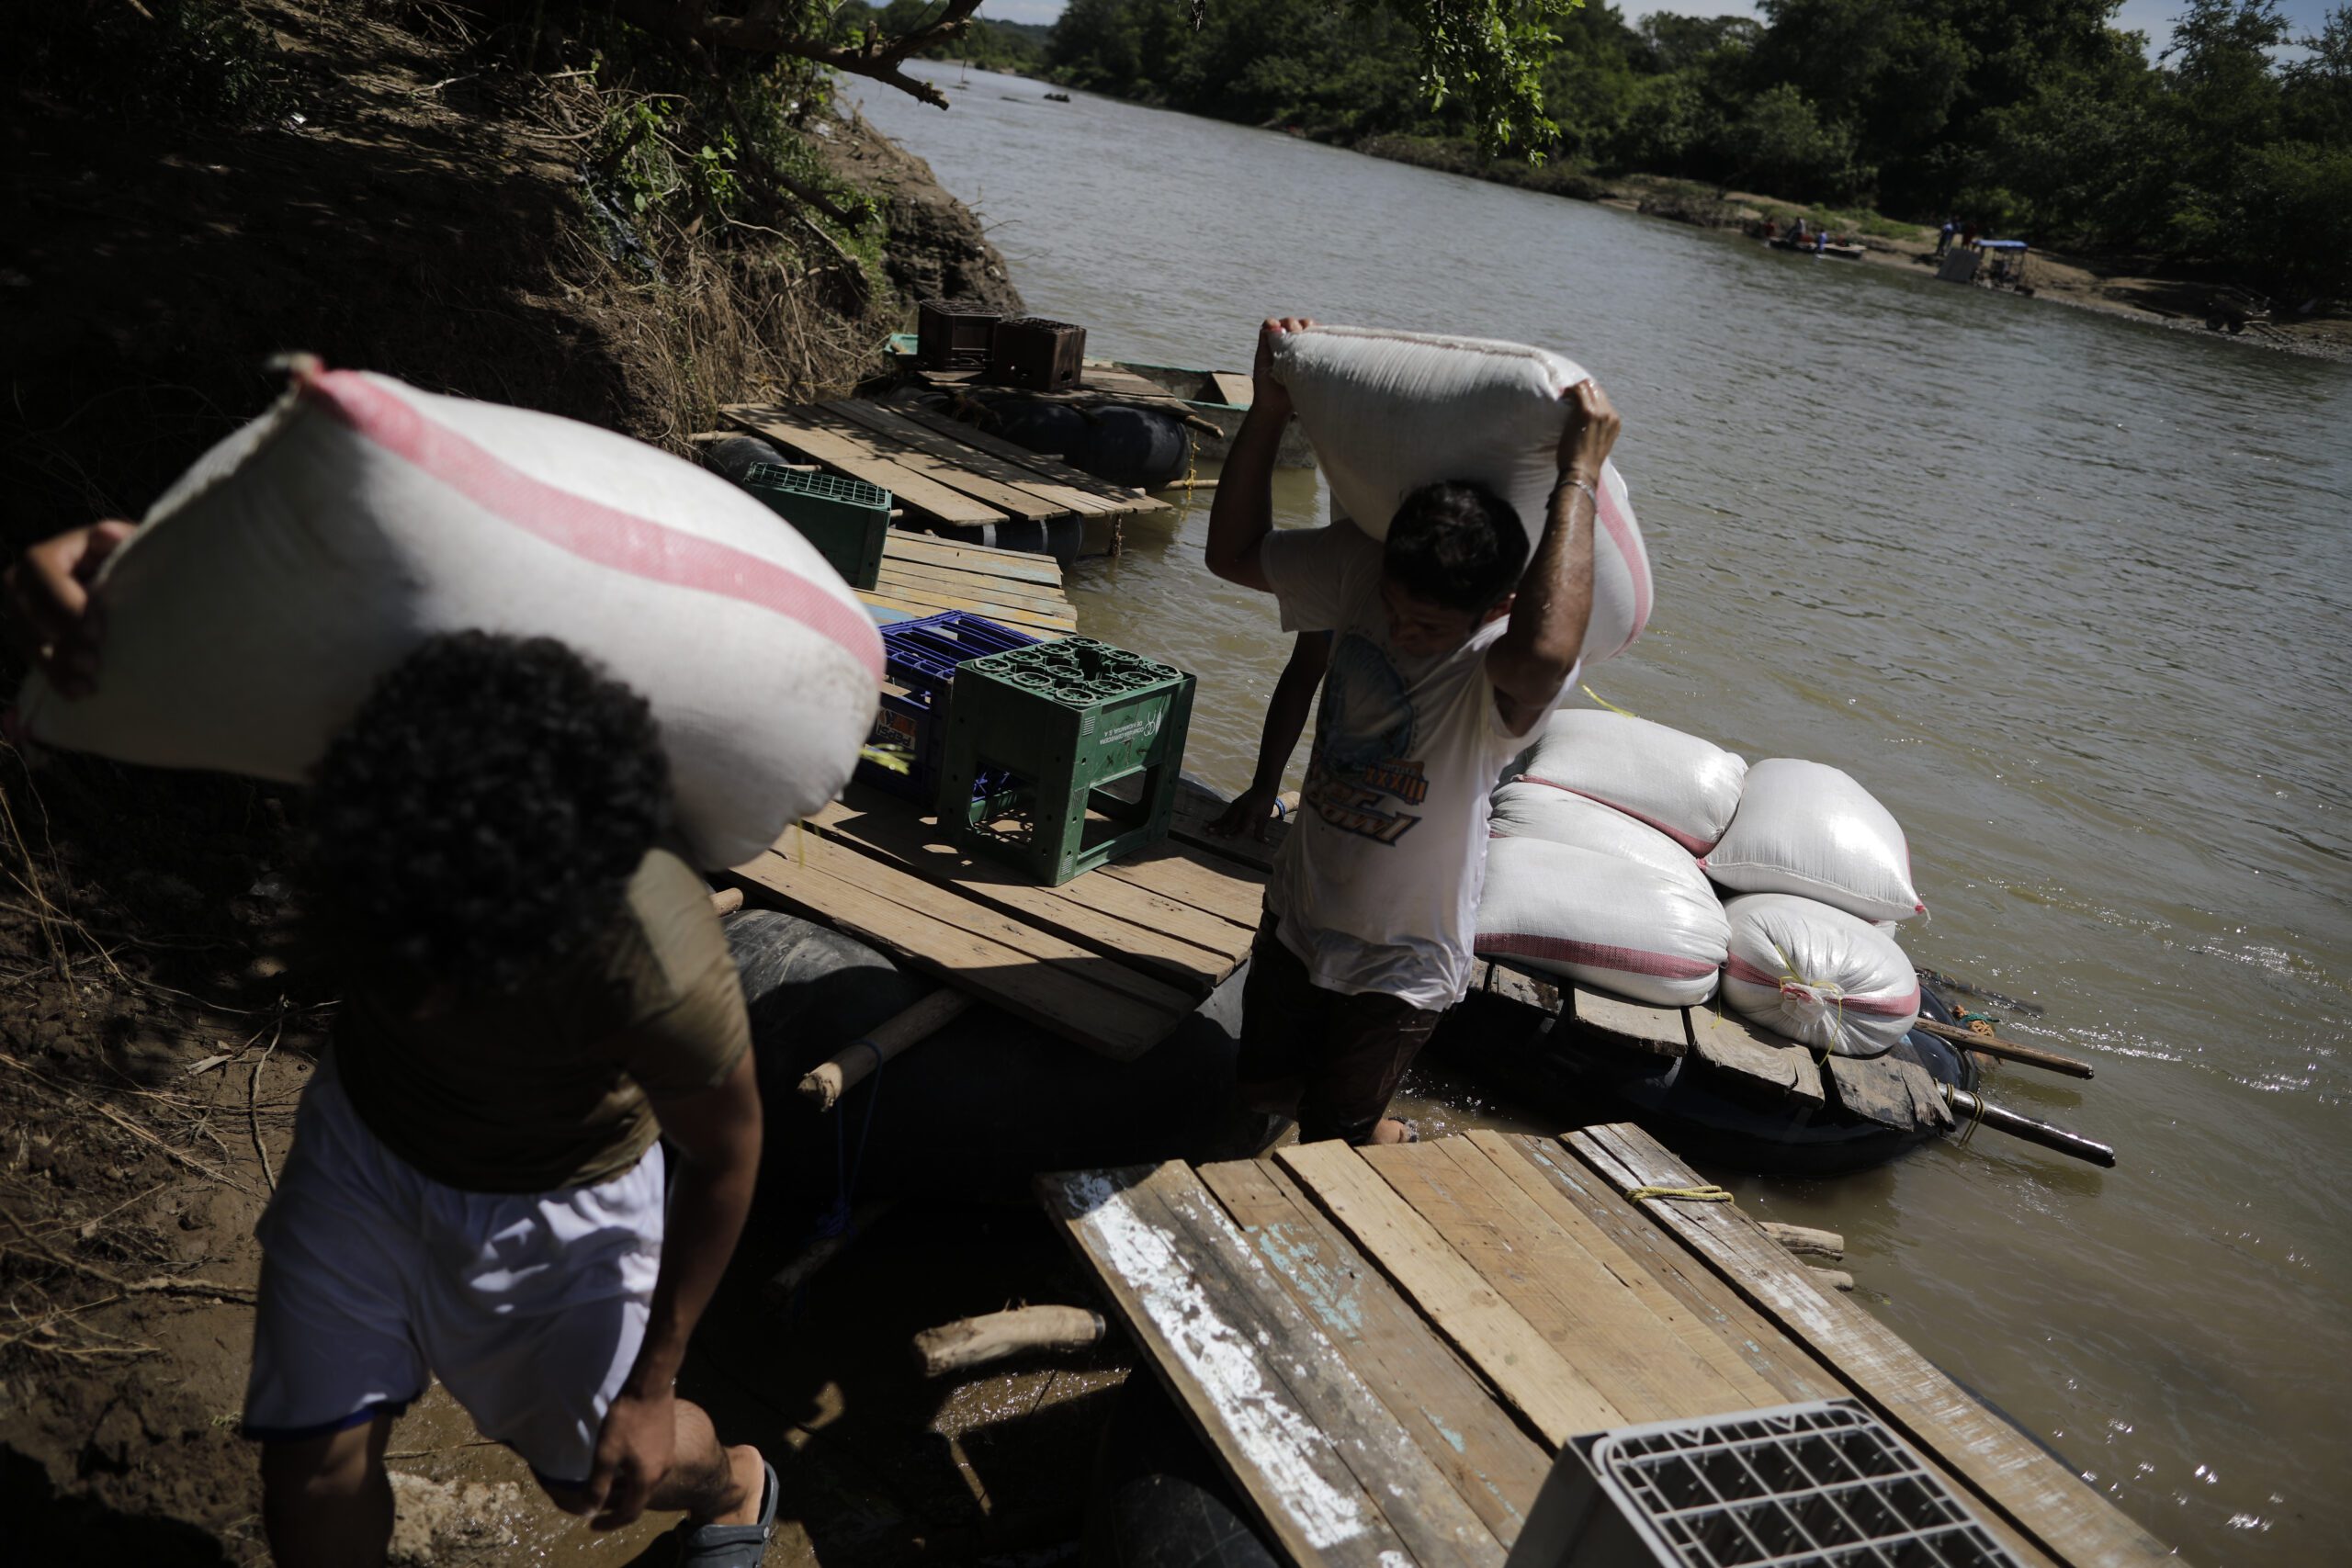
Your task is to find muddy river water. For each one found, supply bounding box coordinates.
[849,64,2352,1568]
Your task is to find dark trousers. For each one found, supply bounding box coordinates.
[1235,912,1441,1146]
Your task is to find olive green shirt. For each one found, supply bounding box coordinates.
[334,849,751,1194]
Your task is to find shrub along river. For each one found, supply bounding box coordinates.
[854,66,2352,1568]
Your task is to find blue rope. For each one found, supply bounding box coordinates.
[814,1038,887,1241]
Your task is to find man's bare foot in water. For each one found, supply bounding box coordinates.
[1370,1117,1419,1145]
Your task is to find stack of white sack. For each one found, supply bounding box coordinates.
[1270,324,1652,671]
[1476,836,1729,1008]
[1486,778,1697,880]
[1701,759,1926,921]
[9,361,884,869]
[1515,708,1748,852]
[1719,894,1921,1057]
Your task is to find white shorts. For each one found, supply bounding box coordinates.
[241,1065,664,1486]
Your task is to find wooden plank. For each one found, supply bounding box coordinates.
[1044,1164,1497,1567]
[826,399,1121,517]
[1685,1007,1826,1108]
[1360,1141,1756,1423]
[1462,1132,1805,1405]
[1095,839,1267,931]
[803,792,1246,995]
[860,578,1077,634]
[1276,1141,1623,1446]
[807,409,1075,523]
[869,570,1077,628]
[1566,1123,2172,1568]
[884,528,1069,586]
[727,851,1179,1061]
[729,408,1007,526]
[770,830,1196,1016]
[1570,987,1688,1059]
[1201,1159,1549,1546]
[868,555,1075,614]
[885,403,1158,510]
[1823,1053,1956,1133]
[1168,780,1289,874]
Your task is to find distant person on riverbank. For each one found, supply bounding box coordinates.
[1204,317,1615,1151]
[1962,220,1980,250]
[2,549,779,1568]
[1815,227,1829,254]
[1936,217,1956,257]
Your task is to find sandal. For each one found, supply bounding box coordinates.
[673,1459,777,1566]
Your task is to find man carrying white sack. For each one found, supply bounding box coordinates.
[6,535,777,1568]
[1205,317,1619,1147]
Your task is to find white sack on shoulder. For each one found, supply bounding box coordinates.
[1720,893,1920,1058]
[1487,779,1697,881]
[1270,324,1651,668]
[1702,759,1925,921]
[1476,835,1727,1009]
[11,364,884,869]
[1519,708,1747,853]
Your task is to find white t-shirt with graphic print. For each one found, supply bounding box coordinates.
[1260,521,1572,1011]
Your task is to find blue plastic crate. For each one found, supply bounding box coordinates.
[858,612,1042,807]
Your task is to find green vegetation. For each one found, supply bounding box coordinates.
[838,2,1053,72]
[1045,0,2352,300]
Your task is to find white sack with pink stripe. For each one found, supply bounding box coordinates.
[1516,708,1748,853]
[1719,893,1920,1058]
[1475,834,1728,1009]
[11,365,883,869]
[1701,758,1925,921]
[1269,324,1652,669]
[1486,778,1697,880]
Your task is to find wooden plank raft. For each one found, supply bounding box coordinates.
[721,397,1171,533]
[867,528,1079,636]
[726,781,1266,1060]
[1043,1125,2177,1568]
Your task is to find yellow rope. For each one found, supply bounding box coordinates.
[1626,1183,1735,1203]
[1580,683,1638,717]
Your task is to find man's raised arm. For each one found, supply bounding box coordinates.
[1205,316,1315,593]
[1487,379,1621,737]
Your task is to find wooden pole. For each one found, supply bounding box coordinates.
[1913,1016,2093,1078]
[797,990,977,1111]
[1945,1088,2115,1167]
[912,1305,1107,1378]
[707,886,744,917]
[1758,1222,1845,1262]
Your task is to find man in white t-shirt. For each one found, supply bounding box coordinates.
[1205,316,1620,1146]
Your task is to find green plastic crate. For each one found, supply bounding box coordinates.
[741,463,890,591]
[939,637,1196,886]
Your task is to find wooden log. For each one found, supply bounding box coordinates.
[1912,1016,2094,1078]
[913,1305,1105,1378]
[797,990,977,1111]
[1758,1222,1846,1261]
[1808,1267,1857,1292]
[707,886,744,917]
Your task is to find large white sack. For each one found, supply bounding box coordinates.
[1701,759,1925,921]
[1487,778,1697,881]
[1270,324,1651,667]
[1476,835,1728,1008]
[1719,893,1920,1058]
[1519,708,1748,853]
[11,365,884,868]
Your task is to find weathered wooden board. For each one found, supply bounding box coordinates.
[727,407,1006,526]
[1275,1142,1623,1446]
[1043,1163,1500,1568]
[1824,1052,1956,1133]
[1199,1160,1550,1546]
[1359,1140,1757,1422]
[1471,1132,1838,1405]
[804,790,1249,995]
[1685,1006,1827,1108]
[881,400,1169,513]
[1571,987,1688,1058]
[827,399,1122,517]
[808,408,1073,523]
[1091,839,1267,932]
[865,570,1077,634]
[883,528,1069,586]
[729,844,1185,1060]
[1208,371,1256,407]
[1567,1123,2169,1568]
[1167,778,1290,874]
[869,556,1076,615]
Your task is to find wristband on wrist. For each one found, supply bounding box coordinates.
[1554,476,1599,510]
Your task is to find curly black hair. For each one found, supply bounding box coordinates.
[1382,479,1530,614]
[306,631,672,998]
